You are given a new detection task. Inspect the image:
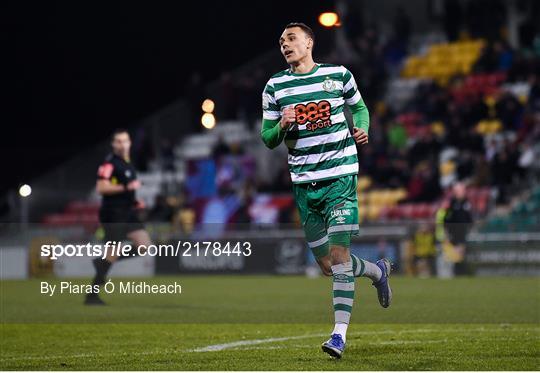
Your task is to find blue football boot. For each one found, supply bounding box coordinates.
[321,333,345,358]
[372,258,392,308]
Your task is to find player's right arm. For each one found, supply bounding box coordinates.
[260,81,294,149]
[342,67,370,145]
[96,162,139,195]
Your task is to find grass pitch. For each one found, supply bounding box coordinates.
[1,275,539,370]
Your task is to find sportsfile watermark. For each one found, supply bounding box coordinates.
[40,240,253,260]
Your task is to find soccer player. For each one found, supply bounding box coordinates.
[85,129,152,305]
[261,23,392,358]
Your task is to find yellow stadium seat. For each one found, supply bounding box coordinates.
[358,205,367,223]
[488,120,502,134]
[484,96,496,107]
[367,191,382,205]
[431,121,445,136]
[400,39,485,84]
[378,190,391,206]
[367,204,383,221]
[476,120,488,134]
[357,176,372,191]
[395,188,407,201]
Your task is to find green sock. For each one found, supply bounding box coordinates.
[351,254,365,277]
[331,261,355,327]
[351,254,382,281]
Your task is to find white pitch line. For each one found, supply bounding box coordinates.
[188,326,529,353]
[370,339,449,346]
[2,326,537,362]
[229,340,451,351]
[188,333,328,352]
[228,344,315,351]
[188,329,412,352]
[0,349,170,362]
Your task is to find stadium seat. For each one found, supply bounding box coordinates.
[401,39,484,86]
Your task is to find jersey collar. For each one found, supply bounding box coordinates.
[288,63,319,77]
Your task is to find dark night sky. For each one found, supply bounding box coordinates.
[2,1,331,194]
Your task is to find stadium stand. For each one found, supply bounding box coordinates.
[37,8,539,238]
[481,186,540,232]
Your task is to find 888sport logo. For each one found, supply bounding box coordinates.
[294,100,333,132]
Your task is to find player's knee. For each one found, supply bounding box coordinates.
[329,245,349,265]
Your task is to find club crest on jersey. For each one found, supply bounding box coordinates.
[322,77,336,92]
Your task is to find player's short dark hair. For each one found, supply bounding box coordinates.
[111,128,130,141]
[285,22,315,44]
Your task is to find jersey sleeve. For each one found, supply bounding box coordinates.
[349,98,370,132]
[97,162,114,181]
[262,81,280,120]
[342,68,362,106]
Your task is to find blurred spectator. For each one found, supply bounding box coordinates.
[528,75,540,112]
[387,122,408,150]
[212,135,231,160]
[408,131,441,169]
[407,163,429,202]
[491,145,516,204]
[443,182,473,276]
[485,138,499,162]
[170,189,196,236]
[382,37,407,72]
[518,141,536,174]
[148,194,174,222]
[160,138,175,171]
[474,43,501,73]
[496,93,523,130]
[413,223,437,277]
[470,154,491,186]
[185,159,217,200]
[456,150,475,180]
[495,41,514,71]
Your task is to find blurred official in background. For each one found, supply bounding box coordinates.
[85,129,152,305]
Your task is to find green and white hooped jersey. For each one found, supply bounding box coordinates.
[262,64,362,184]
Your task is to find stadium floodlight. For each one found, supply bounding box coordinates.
[201,99,215,113]
[201,113,216,129]
[19,184,32,198]
[318,12,340,28]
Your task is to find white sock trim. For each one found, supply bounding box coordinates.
[331,261,353,274]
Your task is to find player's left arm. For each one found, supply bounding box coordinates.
[343,68,370,145]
